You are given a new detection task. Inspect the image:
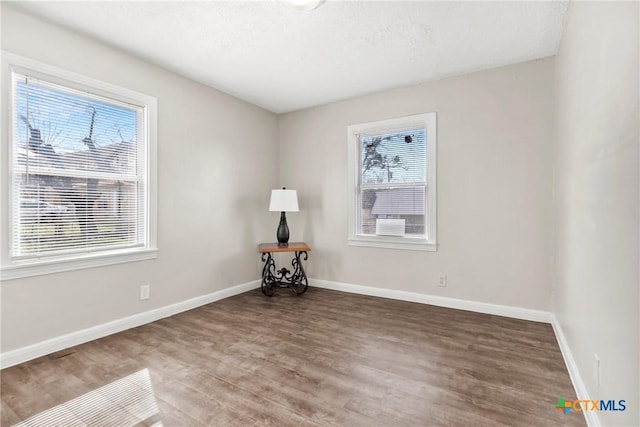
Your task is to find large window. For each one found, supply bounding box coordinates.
[348,113,436,251]
[1,53,157,280]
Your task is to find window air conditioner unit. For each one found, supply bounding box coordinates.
[375,219,405,237]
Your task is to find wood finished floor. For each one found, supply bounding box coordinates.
[1,287,584,427]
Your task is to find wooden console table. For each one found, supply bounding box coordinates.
[258,242,310,296]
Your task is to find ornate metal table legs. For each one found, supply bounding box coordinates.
[261,251,308,296]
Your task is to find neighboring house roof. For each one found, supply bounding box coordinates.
[371,187,425,215]
[17,141,135,174]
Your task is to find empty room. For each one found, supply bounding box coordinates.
[0,1,638,426]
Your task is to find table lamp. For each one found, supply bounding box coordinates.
[269,188,299,246]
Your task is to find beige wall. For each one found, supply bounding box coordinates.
[278,58,555,310]
[0,5,279,352]
[553,2,639,426]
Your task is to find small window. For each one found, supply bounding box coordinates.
[1,53,157,280]
[348,113,437,251]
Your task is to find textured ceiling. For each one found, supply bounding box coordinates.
[8,1,569,113]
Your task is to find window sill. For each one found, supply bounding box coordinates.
[348,236,437,251]
[0,248,158,281]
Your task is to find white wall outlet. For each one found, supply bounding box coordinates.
[438,275,448,287]
[140,285,150,300]
[593,353,600,387]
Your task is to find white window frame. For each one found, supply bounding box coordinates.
[347,113,437,251]
[0,52,158,280]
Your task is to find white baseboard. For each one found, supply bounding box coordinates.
[551,315,599,427]
[0,280,260,369]
[310,278,552,323]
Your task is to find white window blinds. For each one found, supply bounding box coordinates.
[357,128,428,238]
[11,72,147,259]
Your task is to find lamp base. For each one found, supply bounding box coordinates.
[276,212,290,246]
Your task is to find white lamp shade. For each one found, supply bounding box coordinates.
[269,189,299,212]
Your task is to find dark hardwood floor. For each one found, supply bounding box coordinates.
[1,287,584,426]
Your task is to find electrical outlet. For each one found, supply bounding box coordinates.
[140,285,150,300]
[593,353,600,387]
[438,275,447,287]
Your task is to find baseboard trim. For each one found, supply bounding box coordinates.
[310,278,552,323]
[0,280,260,369]
[550,315,599,427]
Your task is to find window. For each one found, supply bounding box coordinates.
[1,53,157,280]
[348,113,436,251]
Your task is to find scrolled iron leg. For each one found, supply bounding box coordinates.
[260,250,308,296]
[261,252,276,297]
[291,251,309,295]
